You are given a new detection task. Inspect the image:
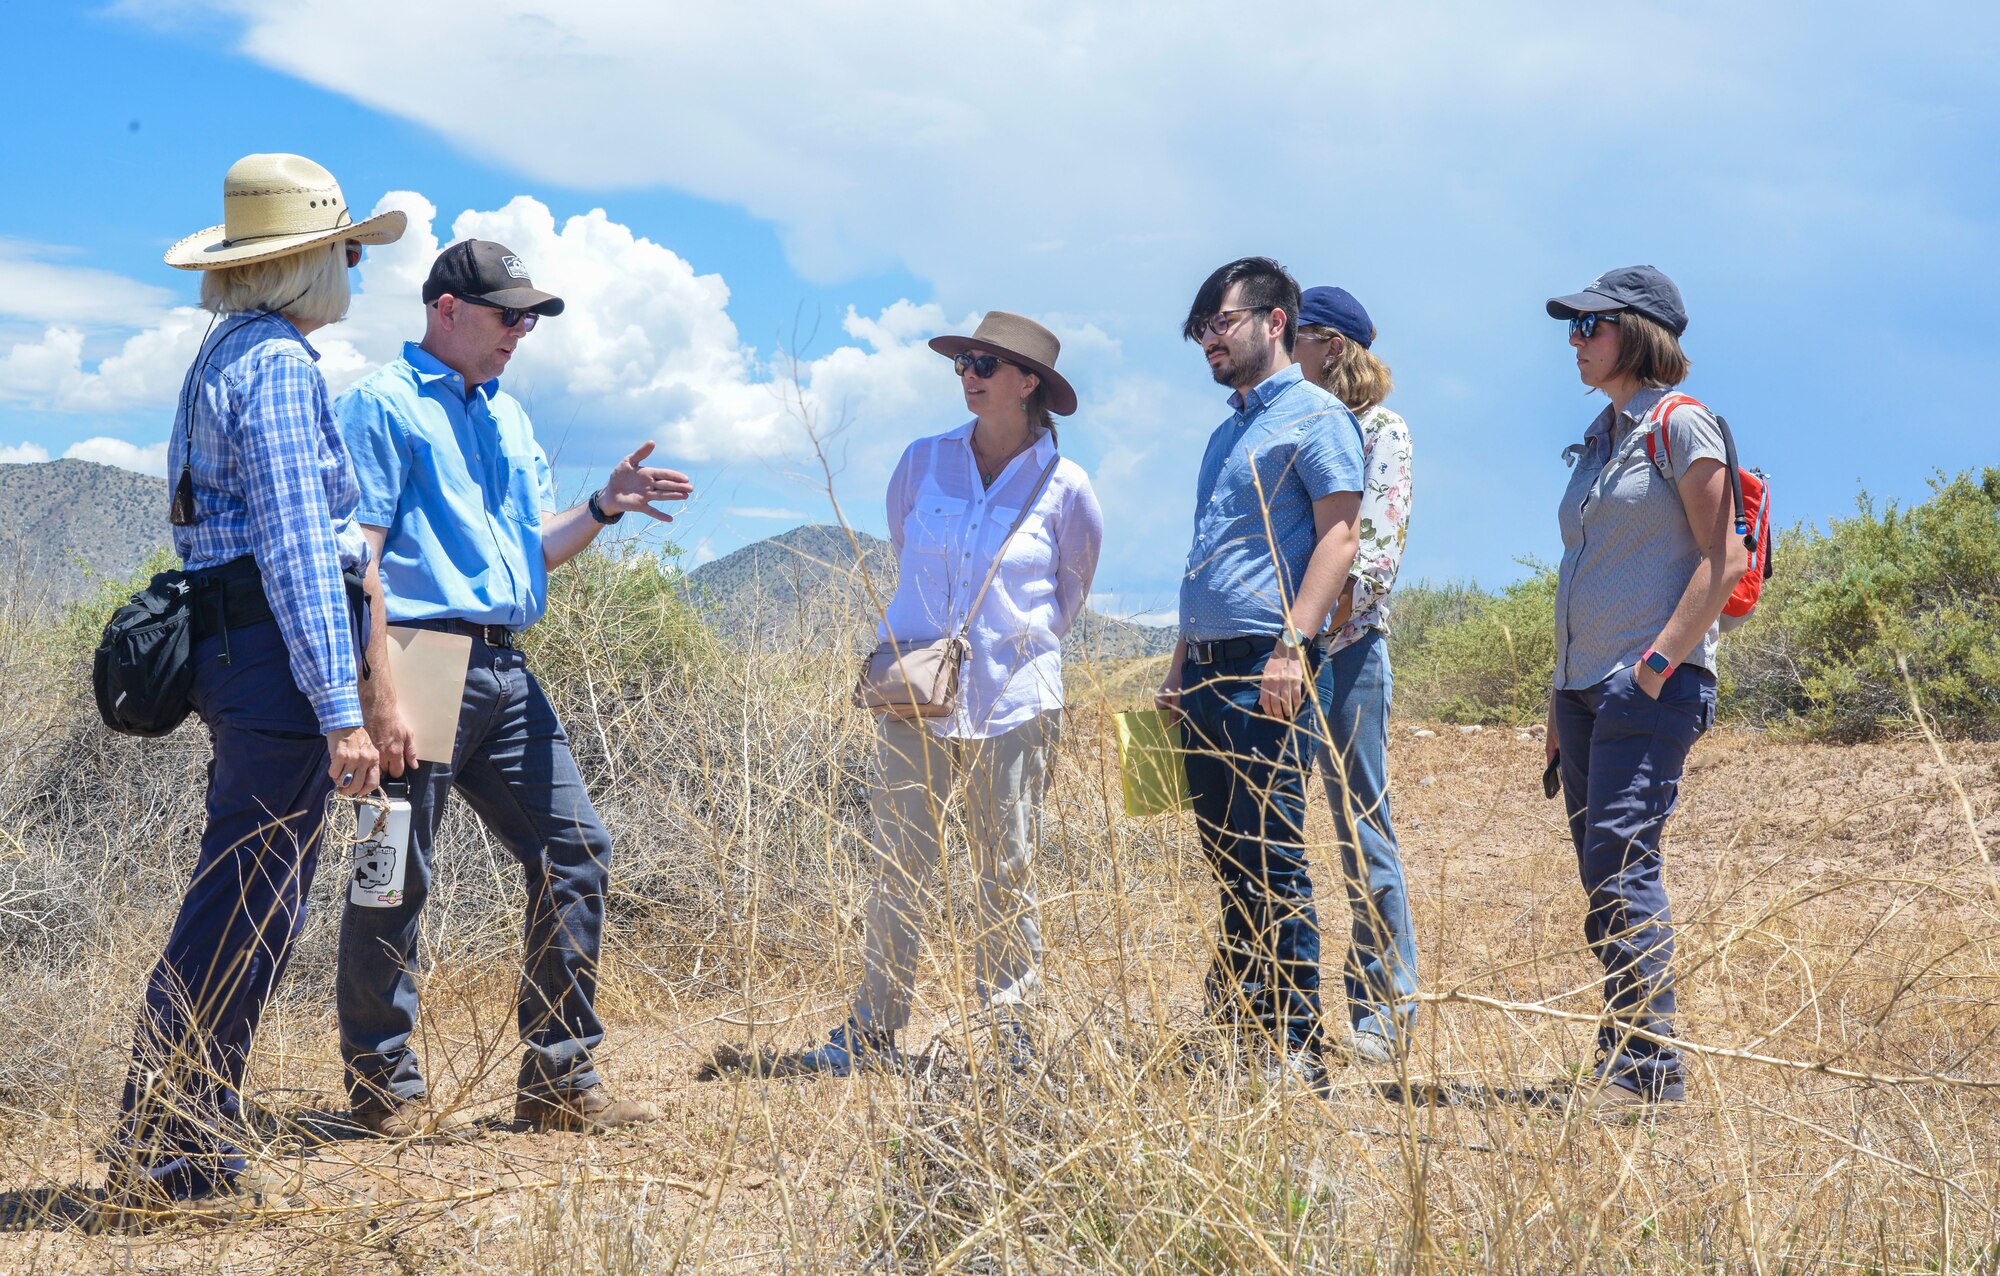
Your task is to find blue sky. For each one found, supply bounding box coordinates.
[3,2,1995,620]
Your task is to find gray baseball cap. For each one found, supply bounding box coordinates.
[1546,265,1686,336]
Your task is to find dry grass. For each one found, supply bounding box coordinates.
[0,556,1997,1274]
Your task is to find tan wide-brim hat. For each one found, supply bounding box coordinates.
[164,153,407,271]
[928,311,1078,416]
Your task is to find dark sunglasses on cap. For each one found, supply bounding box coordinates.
[1568,312,1622,339]
[953,352,1017,379]
[454,294,540,331]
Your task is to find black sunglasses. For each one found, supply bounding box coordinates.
[953,352,1016,379]
[1568,312,1622,339]
[454,295,539,330]
[344,241,364,269]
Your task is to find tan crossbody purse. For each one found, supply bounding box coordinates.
[853,455,1059,719]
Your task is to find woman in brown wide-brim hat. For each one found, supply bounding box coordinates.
[786,311,1102,1075]
[103,154,404,1220]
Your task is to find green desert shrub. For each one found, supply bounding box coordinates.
[1389,469,2000,739]
[1726,467,2000,740]
[1389,565,1557,725]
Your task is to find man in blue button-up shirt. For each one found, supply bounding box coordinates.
[1156,257,1365,1086]
[333,240,693,1138]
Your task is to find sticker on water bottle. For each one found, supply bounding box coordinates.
[349,781,413,909]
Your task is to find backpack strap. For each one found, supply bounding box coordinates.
[1640,391,1754,549]
[955,455,1060,644]
[1641,391,1704,476]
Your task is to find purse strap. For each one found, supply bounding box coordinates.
[953,452,1060,643]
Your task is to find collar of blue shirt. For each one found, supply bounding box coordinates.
[402,340,501,401]
[1226,362,1306,416]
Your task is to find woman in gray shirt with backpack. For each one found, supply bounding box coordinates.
[1543,266,1751,1117]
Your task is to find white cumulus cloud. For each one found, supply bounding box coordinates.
[0,442,52,465]
[63,437,170,476]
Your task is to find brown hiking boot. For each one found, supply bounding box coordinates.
[514,1085,658,1133]
[351,1097,479,1139]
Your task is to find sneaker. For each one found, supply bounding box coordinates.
[351,1096,479,1139]
[1569,1078,1675,1123]
[1259,1046,1329,1095]
[514,1085,659,1133]
[94,1162,297,1232]
[1349,1029,1398,1067]
[782,1021,903,1078]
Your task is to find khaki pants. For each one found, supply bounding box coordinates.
[853,711,1059,1035]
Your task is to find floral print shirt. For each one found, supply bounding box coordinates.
[1323,403,1413,654]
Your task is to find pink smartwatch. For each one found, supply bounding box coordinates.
[1641,649,1673,677]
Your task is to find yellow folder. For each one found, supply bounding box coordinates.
[1114,709,1191,818]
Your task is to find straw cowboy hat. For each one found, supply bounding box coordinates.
[928,311,1078,416]
[164,153,406,271]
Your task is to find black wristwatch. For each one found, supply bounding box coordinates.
[588,489,624,525]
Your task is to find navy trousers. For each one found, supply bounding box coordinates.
[116,618,336,1198]
[1553,662,1715,1101]
[1180,643,1326,1054]
[337,635,611,1108]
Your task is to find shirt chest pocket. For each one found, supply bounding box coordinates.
[903,490,968,557]
[499,452,545,527]
[1001,509,1056,574]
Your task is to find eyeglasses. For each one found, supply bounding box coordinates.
[455,295,539,331]
[953,352,1015,379]
[1568,312,1622,339]
[1191,307,1263,342]
[344,241,364,269]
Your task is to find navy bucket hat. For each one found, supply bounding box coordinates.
[1297,286,1375,348]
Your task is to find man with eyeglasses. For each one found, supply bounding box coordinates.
[330,239,693,1137]
[1157,256,1366,1091]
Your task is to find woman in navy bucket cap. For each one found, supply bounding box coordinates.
[1544,266,1748,1117]
[1292,286,1418,1067]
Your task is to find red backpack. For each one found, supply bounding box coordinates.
[1641,392,1772,632]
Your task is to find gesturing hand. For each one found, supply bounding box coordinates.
[598,441,694,523]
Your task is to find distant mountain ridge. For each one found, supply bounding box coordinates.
[0,459,171,607]
[684,523,1175,662]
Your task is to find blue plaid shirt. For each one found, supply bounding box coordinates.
[1178,364,1366,641]
[167,312,368,732]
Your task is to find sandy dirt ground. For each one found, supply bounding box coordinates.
[2,722,1995,1272]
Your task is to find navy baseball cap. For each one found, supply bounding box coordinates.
[1297,286,1375,348]
[1546,265,1686,336]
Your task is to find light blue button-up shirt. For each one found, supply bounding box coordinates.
[1178,364,1365,641]
[334,343,554,630]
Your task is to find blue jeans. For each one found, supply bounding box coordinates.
[337,637,611,1107]
[115,618,337,1199]
[1553,663,1715,1101]
[1312,630,1418,1045]
[1180,642,1325,1054]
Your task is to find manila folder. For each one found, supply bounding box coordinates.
[384,625,473,764]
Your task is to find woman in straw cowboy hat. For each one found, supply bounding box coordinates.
[105,154,405,1217]
[788,312,1103,1075]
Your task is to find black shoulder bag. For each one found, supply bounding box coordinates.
[92,312,244,737]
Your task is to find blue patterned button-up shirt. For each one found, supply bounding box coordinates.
[167,311,369,731]
[1178,364,1366,641]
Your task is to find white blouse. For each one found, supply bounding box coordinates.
[878,420,1104,739]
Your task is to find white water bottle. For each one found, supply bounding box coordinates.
[348,780,412,909]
